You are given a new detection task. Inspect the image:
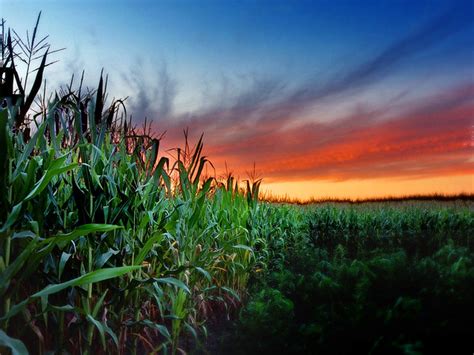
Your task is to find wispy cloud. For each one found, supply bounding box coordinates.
[281,4,474,108]
[124,59,177,122]
[158,81,473,181]
[124,7,473,182]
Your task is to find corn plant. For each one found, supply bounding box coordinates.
[0,14,269,354]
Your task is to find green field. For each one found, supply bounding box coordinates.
[1,15,473,355]
[215,202,474,354]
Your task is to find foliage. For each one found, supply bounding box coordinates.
[232,205,474,354]
[1,13,473,355]
[0,14,263,354]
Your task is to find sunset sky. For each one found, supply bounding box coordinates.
[2,0,473,199]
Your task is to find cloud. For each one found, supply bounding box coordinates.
[273,4,474,112]
[124,7,473,183]
[155,5,472,135]
[124,59,177,122]
[202,82,474,181]
[156,81,473,181]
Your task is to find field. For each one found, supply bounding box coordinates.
[1,15,474,355]
[214,201,474,354]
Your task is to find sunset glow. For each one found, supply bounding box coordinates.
[263,176,473,201]
[3,0,473,199]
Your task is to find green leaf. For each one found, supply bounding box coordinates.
[0,330,28,355]
[0,109,10,214]
[233,244,253,253]
[12,231,36,239]
[155,277,190,294]
[58,252,71,280]
[94,248,119,269]
[134,233,164,265]
[184,322,198,341]
[12,120,47,179]
[24,155,78,201]
[0,202,23,233]
[104,324,119,348]
[92,290,108,318]
[194,266,211,282]
[126,319,171,341]
[46,304,75,313]
[0,238,39,296]
[87,314,106,349]
[2,265,141,320]
[41,224,122,247]
[154,157,171,192]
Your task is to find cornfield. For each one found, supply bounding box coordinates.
[1,13,473,355]
[0,14,263,354]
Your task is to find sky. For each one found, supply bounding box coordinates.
[2,0,473,199]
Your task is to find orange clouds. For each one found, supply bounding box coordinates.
[153,82,473,197]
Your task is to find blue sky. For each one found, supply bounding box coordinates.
[2,0,473,198]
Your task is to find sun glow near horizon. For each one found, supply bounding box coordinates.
[261,175,473,201]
